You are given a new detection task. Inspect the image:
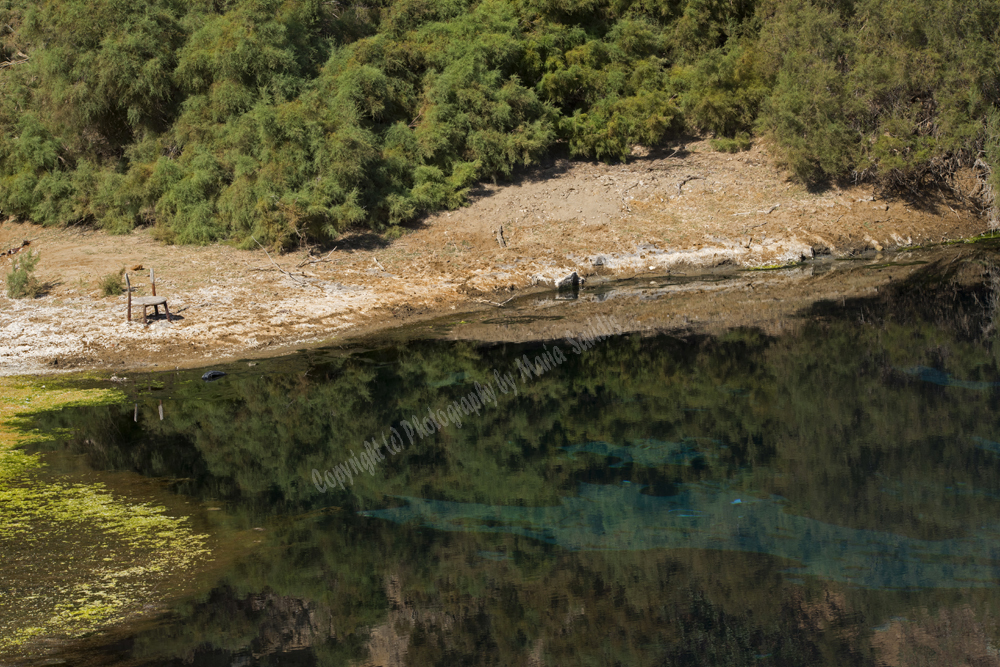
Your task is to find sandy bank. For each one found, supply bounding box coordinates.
[0,140,989,376]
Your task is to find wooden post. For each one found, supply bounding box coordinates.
[125,273,132,322]
[150,267,159,316]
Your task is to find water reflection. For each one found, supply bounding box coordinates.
[15,248,1000,665]
[364,480,1000,589]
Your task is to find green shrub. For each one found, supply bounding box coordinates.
[98,269,125,297]
[983,109,1000,226]
[2,0,999,241]
[5,250,41,299]
[675,44,767,139]
[710,133,752,153]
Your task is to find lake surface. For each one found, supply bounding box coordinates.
[9,245,1000,665]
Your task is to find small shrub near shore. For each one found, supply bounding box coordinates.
[5,250,41,299]
[98,269,125,297]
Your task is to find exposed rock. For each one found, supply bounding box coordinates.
[556,272,580,289]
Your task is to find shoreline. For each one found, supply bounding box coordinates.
[1,140,990,378]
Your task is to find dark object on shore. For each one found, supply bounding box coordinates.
[202,370,226,381]
[556,271,580,289]
[1,239,30,257]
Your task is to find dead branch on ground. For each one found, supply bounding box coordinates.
[252,236,321,289]
[677,175,705,194]
[733,204,780,216]
[297,247,337,268]
[474,295,516,308]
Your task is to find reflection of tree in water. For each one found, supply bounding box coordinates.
[121,513,873,666]
[31,248,1000,665]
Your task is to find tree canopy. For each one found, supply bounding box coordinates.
[1,0,999,245]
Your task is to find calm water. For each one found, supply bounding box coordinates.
[15,249,1000,665]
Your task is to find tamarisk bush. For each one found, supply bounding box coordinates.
[1,0,999,246]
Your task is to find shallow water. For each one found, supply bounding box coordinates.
[11,247,1000,665]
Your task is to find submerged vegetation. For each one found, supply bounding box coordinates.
[0,377,211,655]
[0,0,998,246]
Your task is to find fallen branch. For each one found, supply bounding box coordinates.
[474,295,516,308]
[733,204,780,216]
[620,181,644,212]
[296,246,337,268]
[0,54,29,70]
[373,256,386,272]
[252,236,320,289]
[677,175,705,195]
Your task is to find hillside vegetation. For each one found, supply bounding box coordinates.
[1,0,999,246]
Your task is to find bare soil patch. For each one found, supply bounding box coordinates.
[0,140,988,376]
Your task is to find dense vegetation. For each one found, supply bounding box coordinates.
[1,0,999,245]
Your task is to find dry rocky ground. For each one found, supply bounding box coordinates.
[0,139,990,376]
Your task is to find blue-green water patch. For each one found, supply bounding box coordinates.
[899,366,1000,391]
[362,481,1000,590]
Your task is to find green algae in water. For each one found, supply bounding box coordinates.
[0,479,211,653]
[0,447,39,485]
[0,377,211,656]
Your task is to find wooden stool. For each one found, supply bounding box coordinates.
[125,273,172,324]
[133,296,171,323]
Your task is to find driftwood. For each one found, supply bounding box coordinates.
[474,295,516,308]
[677,175,705,195]
[252,236,321,289]
[296,247,337,268]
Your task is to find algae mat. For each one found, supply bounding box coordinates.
[0,376,211,656]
